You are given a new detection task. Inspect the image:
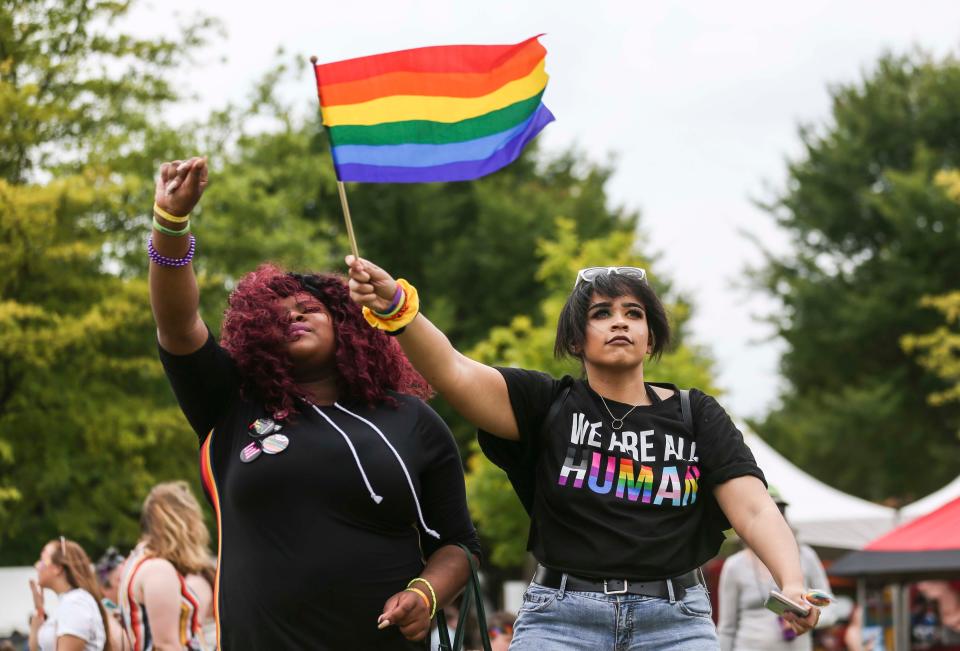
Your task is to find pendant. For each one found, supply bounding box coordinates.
[611,418,625,431]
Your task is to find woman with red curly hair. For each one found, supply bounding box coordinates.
[147,156,479,650]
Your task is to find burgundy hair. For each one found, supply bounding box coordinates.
[221,263,431,417]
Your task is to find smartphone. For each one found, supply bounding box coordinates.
[764,590,811,618]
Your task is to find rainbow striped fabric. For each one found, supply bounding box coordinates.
[313,36,554,183]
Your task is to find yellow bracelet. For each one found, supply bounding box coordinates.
[404,587,430,612]
[153,202,190,224]
[406,576,437,619]
[363,279,419,332]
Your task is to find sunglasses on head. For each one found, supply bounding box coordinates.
[574,266,647,288]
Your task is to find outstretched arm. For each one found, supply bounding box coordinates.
[149,156,209,355]
[346,256,520,440]
[715,475,821,636]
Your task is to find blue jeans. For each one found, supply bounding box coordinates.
[509,578,719,650]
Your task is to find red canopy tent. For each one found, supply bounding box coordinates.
[830,497,960,581]
[830,497,960,650]
[871,497,960,551]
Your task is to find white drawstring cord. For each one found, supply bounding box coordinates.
[310,404,383,504]
[334,402,441,539]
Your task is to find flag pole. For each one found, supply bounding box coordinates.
[336,181,360,261]
[311,55,360,260]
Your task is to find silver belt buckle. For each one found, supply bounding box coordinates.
[603,579,629,595]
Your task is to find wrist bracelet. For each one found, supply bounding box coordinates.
[407,577,437,619]
[404,587,431,612]
[152,216,190,237]
[363,279,419,332]
[374,285,405,318]
[147,235,196,268]
[154,202,190,224]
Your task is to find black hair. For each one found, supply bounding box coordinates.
[554,272,671,361]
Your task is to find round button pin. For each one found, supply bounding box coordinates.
[240,441,262,463]
[249,418,278,438]
[261,433,289,455]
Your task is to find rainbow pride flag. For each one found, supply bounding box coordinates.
[312,36,554,183]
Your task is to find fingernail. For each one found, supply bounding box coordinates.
[377,619,390,629]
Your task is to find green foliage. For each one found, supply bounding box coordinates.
[901,173,960,406]
[0,0,216,563]
[465,218,719,568]
[753,50,960,502]
[0,173,202,560]
[901,172,960,408]
[901,290,960,406]
[0,0,216,183]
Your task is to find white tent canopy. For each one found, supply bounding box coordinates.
[900,473,960,520]
[743,431,898,550]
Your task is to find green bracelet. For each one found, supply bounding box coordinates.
[153,216,190,237]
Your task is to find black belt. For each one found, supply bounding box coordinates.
[533,565,703,600]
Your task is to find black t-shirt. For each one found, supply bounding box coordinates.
[483,367,764,581]
[159,329,480,651]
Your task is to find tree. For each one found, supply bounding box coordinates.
[0,0,216,562]
[900,171,960,408]
[465,218,719,567]
[902,291,960,406]
[752,51,960,502]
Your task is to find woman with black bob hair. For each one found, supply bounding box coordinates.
[347,260,821,650]
[554,268,671,362]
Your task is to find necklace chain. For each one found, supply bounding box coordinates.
[598,394,643,431]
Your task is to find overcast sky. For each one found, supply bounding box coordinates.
[128,0,960,419]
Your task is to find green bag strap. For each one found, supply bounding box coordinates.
[435,543,491,651]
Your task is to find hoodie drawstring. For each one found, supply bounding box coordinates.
[333,403,441,540]
[310,404,384,504]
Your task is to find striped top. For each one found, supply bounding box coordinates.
[313,35,554,183]
[118,545,204,651]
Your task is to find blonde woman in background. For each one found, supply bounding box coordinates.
[118,482,212,651]
[28,537,111,651]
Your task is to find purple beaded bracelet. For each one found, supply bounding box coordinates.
[147,234,196,268]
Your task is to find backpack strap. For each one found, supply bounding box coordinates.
[679,388,693,432]
[543,384,572,440]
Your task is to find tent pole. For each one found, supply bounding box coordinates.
[890,582,910,651]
